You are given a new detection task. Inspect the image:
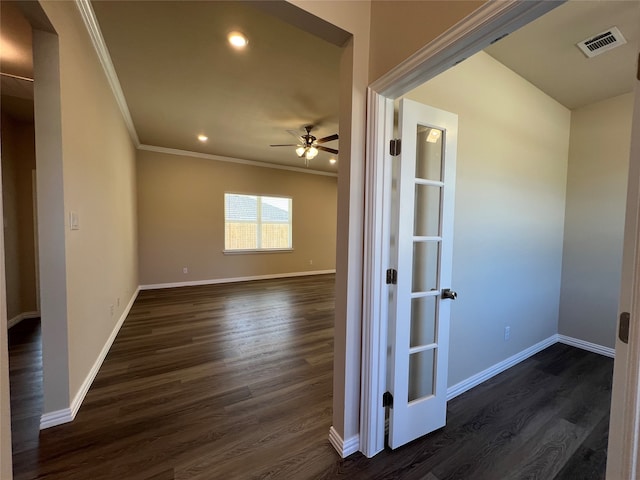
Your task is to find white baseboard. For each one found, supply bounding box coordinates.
[39,407,74,430]
[329,426,360,458]
[139,270,336,290]
[446,335,557,401]
[7,311,40,329]
[445,334,615,403]
[40,287,140,430]
[557,334,615,358]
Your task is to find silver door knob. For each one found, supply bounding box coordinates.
[442,288,457,300]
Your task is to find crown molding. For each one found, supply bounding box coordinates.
[76,0,141,147]
[138,144,338,177]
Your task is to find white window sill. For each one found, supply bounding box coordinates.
[223,248,294,255]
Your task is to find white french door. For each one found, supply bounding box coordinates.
[387,98,458,449]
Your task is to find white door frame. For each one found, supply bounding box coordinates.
[360,0,618,458]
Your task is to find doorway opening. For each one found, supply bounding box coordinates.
[1,0,43,465]
[362,1,640,475]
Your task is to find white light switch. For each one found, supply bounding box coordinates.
[70,211,80,230]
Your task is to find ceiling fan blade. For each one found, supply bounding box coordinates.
[270,144,300,147]
[286,129,305,143]
[315,133,339,144]
[317,146,338,155]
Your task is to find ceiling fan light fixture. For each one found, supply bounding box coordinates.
[306,146,319,159]
[270,125,339,165]
[329,158,337,164]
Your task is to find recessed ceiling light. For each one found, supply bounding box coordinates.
[228,31,248,49]
[329,158,337,164]
[197,134,208,142]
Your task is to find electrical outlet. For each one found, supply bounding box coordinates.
[309,260,313,265]
[183,267,188,274]
[504,326,511,341]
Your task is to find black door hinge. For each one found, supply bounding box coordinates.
[619,312,630,344]
[390,139,401,156]
[386,269,397,285]
[383,391,393,408]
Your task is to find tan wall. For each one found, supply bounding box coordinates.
[286,0,373,443]
[369,0,485,82]
[407,51,571,386]
[37,1,138,407]
[33,25,71,414]
[0,124,13,480]
[137,150,337,285]
[558,93,634,348]
[1,113,38,322]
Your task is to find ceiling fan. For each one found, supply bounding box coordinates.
[270,125,338,166]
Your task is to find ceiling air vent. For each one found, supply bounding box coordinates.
[577,26,627,58]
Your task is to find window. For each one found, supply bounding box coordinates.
[224,193,292,251]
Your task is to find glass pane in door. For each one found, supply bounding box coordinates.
[408,349,436,402]
[412,241,440,293]
[410,296,437,347]
[416,126,443,180]
[414,184,441,237]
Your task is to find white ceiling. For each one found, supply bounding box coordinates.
[0,1,34,121]
[0,1,33,79]
[2,1,638,170]
[485,0,639,110]
[90,1,342,174]
[89,0,637,176]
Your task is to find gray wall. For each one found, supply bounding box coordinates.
[558,93,634,348]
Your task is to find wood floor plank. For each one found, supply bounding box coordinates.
[553,414,609,480]
[502,418,587,480]
[9,275,613,479]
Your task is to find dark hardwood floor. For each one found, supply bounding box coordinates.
[8,317,43,460]
[9,274,612,479]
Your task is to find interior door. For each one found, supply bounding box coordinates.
[388,98,458,449]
